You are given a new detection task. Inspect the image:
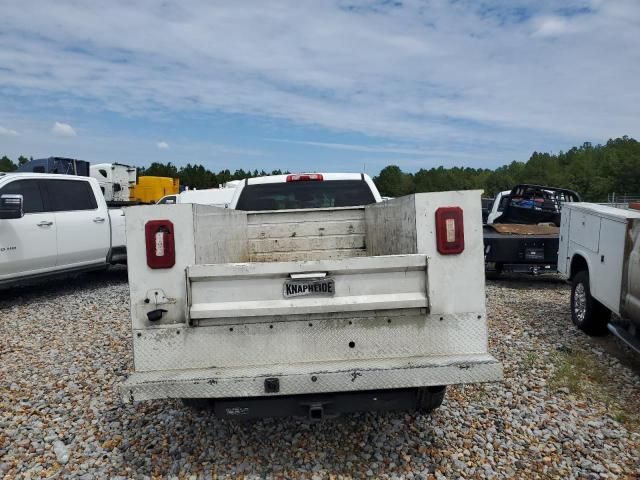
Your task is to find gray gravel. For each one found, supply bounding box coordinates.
[1,269,639,479]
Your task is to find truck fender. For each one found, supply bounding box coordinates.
[568,250,593,280]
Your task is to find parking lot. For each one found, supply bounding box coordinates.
[1,269,639,479]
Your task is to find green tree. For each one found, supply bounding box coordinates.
[139,162,179,178]
[0,156,17,172]
[373,165,414,197]
[179,164,218,189]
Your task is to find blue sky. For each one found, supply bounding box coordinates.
[1,0,639,176]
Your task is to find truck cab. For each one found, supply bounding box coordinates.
[229,172,382,210]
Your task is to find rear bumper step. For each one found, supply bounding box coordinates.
[121,354,502,403]
[191,387,442,420]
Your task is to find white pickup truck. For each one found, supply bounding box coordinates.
[559,202,640,353]
[156,186,238,208]
[0,173,126,288]
[121,173,502,419]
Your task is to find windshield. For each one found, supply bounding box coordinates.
[235,180,376,211]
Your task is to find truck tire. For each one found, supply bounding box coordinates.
[485,263,502,280]
[571,270,611,336]
[417,386,446,412]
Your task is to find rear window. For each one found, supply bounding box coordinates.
[235,180,376,211]
[44,180,98,211]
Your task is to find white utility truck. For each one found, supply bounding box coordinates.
[0,173,126,287]
[90,163,137,203]
[156,186,237,208]
[121,173,502,419]
[559,202,640,353]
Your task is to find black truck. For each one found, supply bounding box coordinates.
[484,184,580,276]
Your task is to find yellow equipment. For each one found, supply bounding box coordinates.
[130,176,179,204]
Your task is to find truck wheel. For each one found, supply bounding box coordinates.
[417,386,446,412]
[486,264,502,280]
[571,270,611,336]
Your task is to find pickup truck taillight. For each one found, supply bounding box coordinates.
[286,174,323,182]
[435,207,464,255]
[145,220,175,269]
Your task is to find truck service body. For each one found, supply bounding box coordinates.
[121,173,502,419]
[559,202,640,352]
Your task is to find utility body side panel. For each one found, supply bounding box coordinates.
[560,203,640,319]
[592,218,626,312]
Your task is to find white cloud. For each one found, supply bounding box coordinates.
[533,17,574,37]
[156,141,169,149]
[0,1,638,166]
[51,121,77,137]
[0,126,19,136]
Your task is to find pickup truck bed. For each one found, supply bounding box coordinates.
[483,225,559,274]
[122,191,502,418]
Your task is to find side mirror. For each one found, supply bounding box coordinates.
[0,194,24,219]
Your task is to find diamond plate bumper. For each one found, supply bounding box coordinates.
[120,354,502,403]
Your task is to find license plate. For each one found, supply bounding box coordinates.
[284,277,335,298]
[525,248,544,260]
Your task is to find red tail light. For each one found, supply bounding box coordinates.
[286,174,323,182]
[145,220,175,268]
[435,207,464,255]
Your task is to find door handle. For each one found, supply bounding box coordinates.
[93,217,106,223]
[37,221,53,227]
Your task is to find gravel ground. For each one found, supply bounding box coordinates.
[1,269,639,479]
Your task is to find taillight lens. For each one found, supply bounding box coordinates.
[145,220,175,268]
[435,207,464,254]
[286,174,323,182]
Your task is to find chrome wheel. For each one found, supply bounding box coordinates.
[574,283,587,323]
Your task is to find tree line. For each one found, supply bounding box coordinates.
[138,162,290,190]
[1,136,638,201]
[373,136,640,201]
[0,155,30,171]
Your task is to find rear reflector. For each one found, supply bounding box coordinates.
[286,174,323,182]
[435,207,464,255]
[145,220,175,269]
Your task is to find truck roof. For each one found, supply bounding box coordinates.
[565,202,640,221]
[0,172,94,181]
[246,173,366,185]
